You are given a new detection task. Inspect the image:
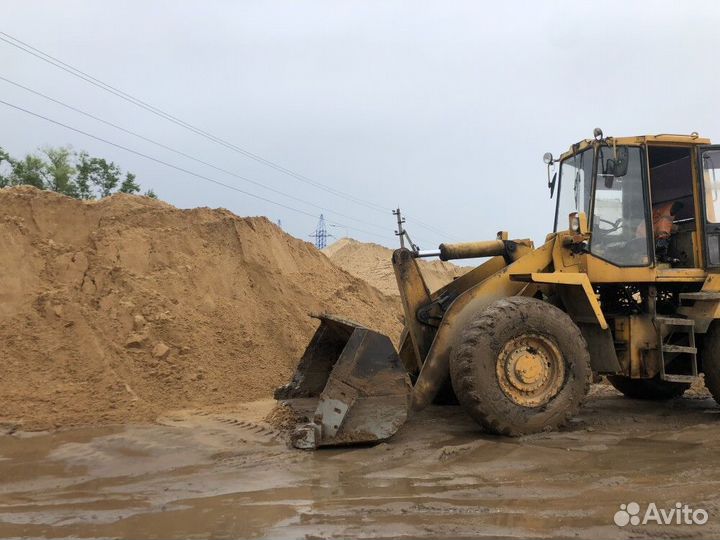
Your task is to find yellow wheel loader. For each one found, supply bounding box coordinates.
[277,130,720,449]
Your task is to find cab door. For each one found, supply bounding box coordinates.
[698,146,720,268]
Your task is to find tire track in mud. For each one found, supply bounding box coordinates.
[4,394,720,539]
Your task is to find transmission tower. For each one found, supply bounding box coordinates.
[309,214,333,248]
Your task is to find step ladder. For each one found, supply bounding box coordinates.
[654,316,697,383]
[679,291,720,302]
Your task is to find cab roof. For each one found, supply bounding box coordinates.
[559,133,711,161]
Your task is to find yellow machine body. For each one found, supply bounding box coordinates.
[279,132,720,448]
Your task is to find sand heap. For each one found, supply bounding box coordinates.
[0,187,402,430]
[323,237,468,296]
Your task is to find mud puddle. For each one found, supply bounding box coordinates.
[1,391,720,539]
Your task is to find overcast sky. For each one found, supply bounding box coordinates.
[2,1,720,251]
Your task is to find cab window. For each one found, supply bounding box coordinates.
[554,149,593,232]
[702,149,720,224]
[701,149,720,265]
[590,146,650,266]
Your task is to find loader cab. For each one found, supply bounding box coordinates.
[553,133,719,271]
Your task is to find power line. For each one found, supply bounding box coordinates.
[0,32,385,211]
[0,98,392,240]
[0,31,457,242]
[0,74,406,238]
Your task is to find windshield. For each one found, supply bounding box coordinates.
[554,149,593,231]
[590,145,650,266]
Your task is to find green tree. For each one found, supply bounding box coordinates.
[75,152,96,199]
[0,146,156,200]
[76,152,122,198]
[119,172,140,194]
[42,146,76,196]
[0,147,10,188]
[73,157,94,200]
[9,154,47,189]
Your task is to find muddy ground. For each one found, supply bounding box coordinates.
[1,387,720,539]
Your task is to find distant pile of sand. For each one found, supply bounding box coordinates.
[0,187,402,430]
[323,237,467,296]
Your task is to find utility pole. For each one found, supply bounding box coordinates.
[393,208,406,248]
[393,207,419,252]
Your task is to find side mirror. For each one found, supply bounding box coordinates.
[545,152,556,198]
[605,146,629,178]
[548,171,557,198]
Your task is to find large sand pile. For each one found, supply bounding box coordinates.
[323,237,468,296]
[0,187,402,430]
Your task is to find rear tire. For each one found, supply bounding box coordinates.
[449,296,591,436]
[701,321,720,404]
[606,375,689,400]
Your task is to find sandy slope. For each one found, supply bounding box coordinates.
[0,186,401,430]
[323,237,467,296]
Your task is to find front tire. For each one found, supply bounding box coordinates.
[449,296,591,436]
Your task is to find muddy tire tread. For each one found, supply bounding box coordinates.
[450,296,591,436]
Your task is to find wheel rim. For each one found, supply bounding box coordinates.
[496,333,566,407]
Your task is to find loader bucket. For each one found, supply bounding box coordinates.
[275,314,411,449]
